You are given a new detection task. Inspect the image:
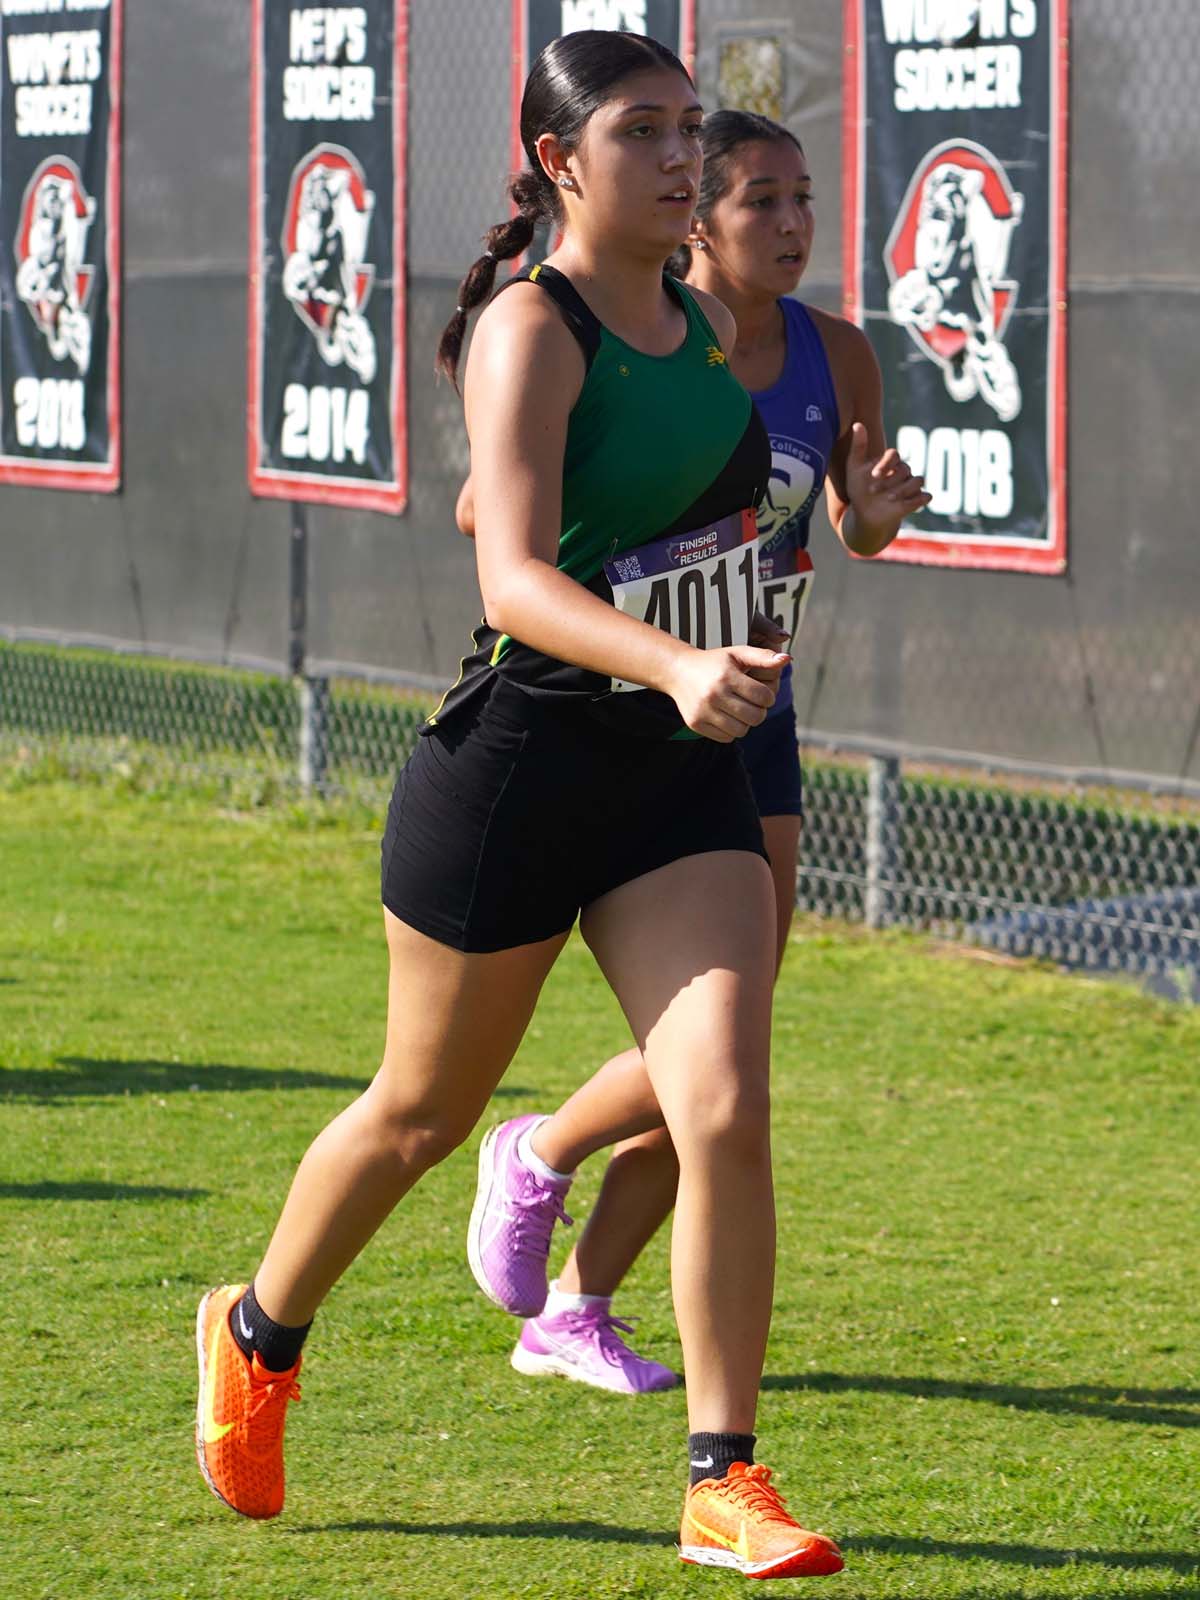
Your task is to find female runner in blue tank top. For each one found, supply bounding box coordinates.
[467,111,929,1392]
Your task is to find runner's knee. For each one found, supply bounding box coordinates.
[676,1075,770,1162]
[365,1085,483,1170]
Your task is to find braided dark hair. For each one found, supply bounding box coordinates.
[436,29,693,387]
[665,109,804,279]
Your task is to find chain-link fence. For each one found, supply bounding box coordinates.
[798,752,1200,1002]
[5,636,1198,1003]
[0,638,427,799]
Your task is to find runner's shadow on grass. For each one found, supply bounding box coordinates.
[0,1056,368,1101]
[287,1518,673,1547]
[763,1371,1200,1428]
[844,1533,1200,1578]
[283,1522,1200,1592]
[0,1180,207,1201]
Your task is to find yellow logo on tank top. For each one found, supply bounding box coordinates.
[706,345,727,366]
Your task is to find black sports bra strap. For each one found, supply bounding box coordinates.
[490,262,602,370]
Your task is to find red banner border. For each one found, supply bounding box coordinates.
[843,0,1069,576]
[0,0,123,494]
[248,0,409,515]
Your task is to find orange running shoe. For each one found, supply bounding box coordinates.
[680,1461,844,1580]
[195,1284,301,1519]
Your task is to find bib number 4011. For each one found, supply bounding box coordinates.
[642,544,756,649]
[604,508,759,694]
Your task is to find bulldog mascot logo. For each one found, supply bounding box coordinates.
[14,157,96,375]
[281,144,377,386]
[885,140,1024,423]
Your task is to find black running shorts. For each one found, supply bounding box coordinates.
[739,707,803,819]
[381,678,767,953]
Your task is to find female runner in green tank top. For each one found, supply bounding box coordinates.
[194,30,843,1582]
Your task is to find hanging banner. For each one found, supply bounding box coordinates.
[512,2,697,179]
[0,0,122,493]
[249,0,407,513]
[844,0,1068,573]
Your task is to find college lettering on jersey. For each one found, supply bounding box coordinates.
[844,0,1068,573]
[0,0,121,491]
[249,1,408,513]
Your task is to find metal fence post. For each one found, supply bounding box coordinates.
[865,754,901,929]
[287,501,329,793]
[298,673,330,792]
[288,502,308,680]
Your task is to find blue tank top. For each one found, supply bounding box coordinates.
[750,298,839,717]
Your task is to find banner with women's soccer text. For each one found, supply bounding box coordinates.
[250,0,407,513]
[0,0,121,492]
[844,0,1068,572]
[512,1,697,178]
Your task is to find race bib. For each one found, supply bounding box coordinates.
[758,544,815,654]
[604,509,759,693]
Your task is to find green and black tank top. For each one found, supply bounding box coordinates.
[427,262,771,740]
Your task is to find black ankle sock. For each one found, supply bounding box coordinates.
[688,1431,756,1487]
[230,1282,312,1372]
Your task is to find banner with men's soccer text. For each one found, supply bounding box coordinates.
[0,0,121,492]
[250,0,407,513]
[512,1,697,178]
[844,0,1068,572]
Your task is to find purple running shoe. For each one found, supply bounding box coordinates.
[511,1303,681,1394]
[467,1115,573,1317]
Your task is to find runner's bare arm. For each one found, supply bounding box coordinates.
[814,310,931,557]
[463,289,786,742]
[455,477,475,538]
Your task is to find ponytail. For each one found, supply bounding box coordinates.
[435,168,557,388]
[665,244,691,280]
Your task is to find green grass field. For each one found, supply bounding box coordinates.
[2,779,1198,1600]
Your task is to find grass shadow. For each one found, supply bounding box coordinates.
[844,1533,1200,1577]
[0,1180,207,1201]
[282,1521,1199,1592]
[286,1517,672,1547]
[763,1371,1200,1429]
[0,1056,368,1102]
